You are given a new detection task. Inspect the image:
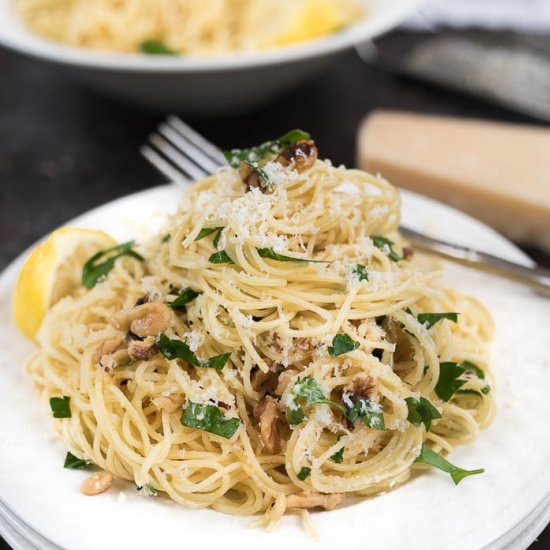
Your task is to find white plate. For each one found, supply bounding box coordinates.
[1,185,549,550]
[0,0,424,113]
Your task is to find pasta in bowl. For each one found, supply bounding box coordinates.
[15,131,494,530]
[0,0,425,112]
[15,0,363,55]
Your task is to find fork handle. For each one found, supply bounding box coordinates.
[400,227,550,294]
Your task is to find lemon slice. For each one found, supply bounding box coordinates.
[12,226,116,340]
[275,0,345,46]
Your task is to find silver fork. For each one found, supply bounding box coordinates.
[141,116,550,294]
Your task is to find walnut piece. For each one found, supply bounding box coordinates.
[111,302,171,337]
[344,372,375,402]
[253,396,282,454]
[276,140,317,172]
[286,491,346,511]
[128,336,158,360]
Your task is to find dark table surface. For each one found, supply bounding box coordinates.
[0,28,549,550]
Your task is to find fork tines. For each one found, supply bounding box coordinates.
[141,116,227,184]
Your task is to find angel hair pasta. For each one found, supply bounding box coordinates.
[23,130,495,529]
[16,0,363,55]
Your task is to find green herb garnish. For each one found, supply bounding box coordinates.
[345,397,385,430]
[297,467,311,481]
[50,396,71,418]
[456,361,490,395]
[223,129,311,168]
[287,376,346,425]
[352,264,368,281]
[417,312,459,329]
[371,236,402,262]
[243,161,271,187]
[64,452,90,469]
[435,362,468,402]
[405,397,441,431]
[286,406,306,425]
[195,226,224,245]
[161,234,171,243]
[136,483,158,496]
[82,241,144,288]
[414,444,484,484]
[181,401,240,439]
[287,376,385,430]
[330,439,345,463]
[139,40,178,55]
[257,247,329,264]
[208,250,234,264]
[168,287,202,310]
[157,333,231,370]
[328,333,359,357]
[461,360,486,379]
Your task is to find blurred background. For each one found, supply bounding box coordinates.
[0,0,549,547]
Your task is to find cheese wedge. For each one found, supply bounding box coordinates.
[358,111,550,252]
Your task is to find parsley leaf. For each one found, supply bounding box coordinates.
[161,234,171,243]
[414,443,484,484]
[456,361,491,396]
[405,397,441,431]
[345,398,385,430]
[297,467,311,481]
[50,396,71,418]
[243,160,272,187]
[168,287,201,310]
[371,236,402,262]
[461,360,486,379]
[417,312,459,329]
[257,247,330,264]
[157,333,231,370]
[195,226,224,243]
[136,483,158,497]
[64,452,90,469]
[328,334,359,357]
[286,406,306,425]
[435,362,467,402]
[139,40,178,55]
[208,250,234,264]
[352,264,368,281]
[82,241,144,288]
[223,129,311,168]
[330,439,345,463]
[291,376,347,415]
[181,401,240,439]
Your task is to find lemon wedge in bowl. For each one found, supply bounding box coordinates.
[12,226,116,340]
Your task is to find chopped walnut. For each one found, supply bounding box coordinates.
[128,336,158,361]
[152,394,184,413]
[251,362,285,395]
[253,396,281,454]
[111,302,171,338]
[95,336,129,371]
[286,491,346,511]
[95,336,124,362]
[344,373,375,402]
[276,140,317,172]
[403,246,414,260]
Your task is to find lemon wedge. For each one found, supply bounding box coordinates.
[275,0,346,46]
[12,226,116,340]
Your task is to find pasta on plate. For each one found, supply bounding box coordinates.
[15,0,363,55]
[20,131,495,529]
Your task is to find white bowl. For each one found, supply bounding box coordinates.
[0,0,424,114]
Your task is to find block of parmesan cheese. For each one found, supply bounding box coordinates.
[358,111,550,252]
